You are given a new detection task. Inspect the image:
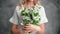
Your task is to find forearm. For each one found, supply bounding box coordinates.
[37,23,45,34]
[11,28,19,33]
[11,23,23,34]
[12,29,24,34]
[37,29,44,34]
[11,25,20,34]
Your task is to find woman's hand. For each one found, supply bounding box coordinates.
[23,24,41,32]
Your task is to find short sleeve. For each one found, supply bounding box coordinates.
[9,6,19,24]
[39,6,48,24]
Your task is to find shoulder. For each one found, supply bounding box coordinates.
[15,6,20,10]
[37,5,45,11]
[35,4,45,11]
[35,4,44,9]
[38,5,46,14]
[15,5,23,10]
[38,5,45,9]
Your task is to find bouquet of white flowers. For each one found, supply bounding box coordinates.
[20,5,41,34]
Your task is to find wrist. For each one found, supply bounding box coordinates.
[37,28,41,32]
[36,26,41,32]
[37,29,44,34]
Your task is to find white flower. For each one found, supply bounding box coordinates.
[23,16,30,20]
[20,5,41,25]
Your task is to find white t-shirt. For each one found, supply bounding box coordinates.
[9,4,48,34]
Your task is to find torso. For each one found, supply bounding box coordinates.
[16,4,41,34]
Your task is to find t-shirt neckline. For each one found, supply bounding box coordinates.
[22,4,38,9]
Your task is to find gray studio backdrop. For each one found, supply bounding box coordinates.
[0,0,60,34]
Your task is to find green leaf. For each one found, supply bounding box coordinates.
[34,13,39,16]
[23,19,30,25]
[20,5,41,26]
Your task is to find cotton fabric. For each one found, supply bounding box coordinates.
[9,4,48,34]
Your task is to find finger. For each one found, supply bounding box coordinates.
[24,26,31,28]
[23,29,31,32]
[23,30,31,32]
[22,27,32,32]
[23,27,31,30]
[25,23,31,26]
[23,27,32,31]
[23,29,32,32]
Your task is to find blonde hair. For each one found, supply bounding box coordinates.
[17,0,40,7]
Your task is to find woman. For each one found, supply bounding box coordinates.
[9,0,48,34]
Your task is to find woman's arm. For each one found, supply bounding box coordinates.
[37,23,45,34]
[11,23,23,34]
[11,23,20,34]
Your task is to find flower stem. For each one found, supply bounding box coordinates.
[28,32,31,34]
